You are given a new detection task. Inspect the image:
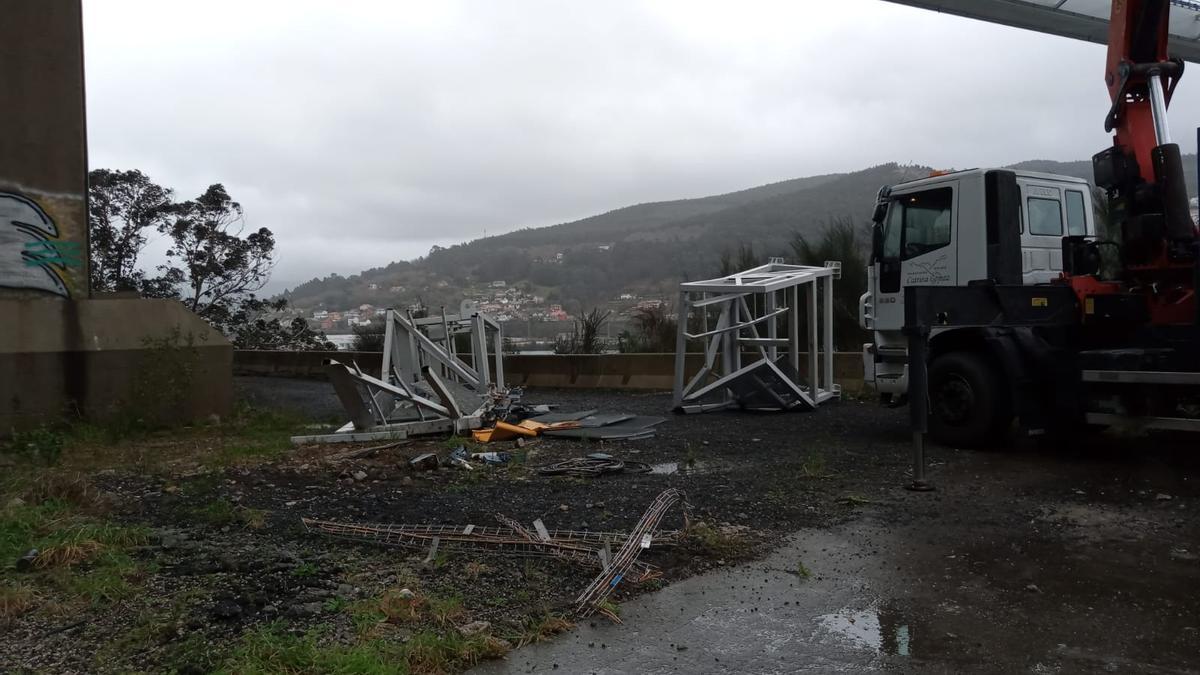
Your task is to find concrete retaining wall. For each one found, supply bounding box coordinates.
[234,350,865,391]
[1,298,233,431]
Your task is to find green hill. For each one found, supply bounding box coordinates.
[283,156,1197,312]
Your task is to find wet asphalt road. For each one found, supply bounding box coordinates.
[236,376,1200,674]
[474,443,1200,674]
[474,527,887,674]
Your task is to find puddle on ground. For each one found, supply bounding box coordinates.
[650,461,710,475]
[816,601,912,657]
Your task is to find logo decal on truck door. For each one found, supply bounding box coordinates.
[904,254,950,285]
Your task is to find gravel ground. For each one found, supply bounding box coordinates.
[2,378,1197,673]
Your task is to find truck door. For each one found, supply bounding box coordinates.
[873,184,958,332]
[1018,182,1071,283]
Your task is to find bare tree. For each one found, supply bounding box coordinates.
[555,307,610,354]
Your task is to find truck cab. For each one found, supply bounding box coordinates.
[859,169,1095,437]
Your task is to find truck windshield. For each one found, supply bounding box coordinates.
[881,187,953,261]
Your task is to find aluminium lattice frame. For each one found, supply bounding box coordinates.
[672,262,841,413]
[290,308,506,444]
[382,307,505,392]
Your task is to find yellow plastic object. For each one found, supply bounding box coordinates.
[496,420,538,437]
[472,423,530,443]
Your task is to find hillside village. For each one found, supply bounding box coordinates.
[309,283,572,333]
[300,277,668,347]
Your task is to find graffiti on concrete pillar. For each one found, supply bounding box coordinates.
[0,191,81,297]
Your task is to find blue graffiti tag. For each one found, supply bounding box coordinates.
[23,239,83,268]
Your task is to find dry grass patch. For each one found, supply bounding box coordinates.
[34,539,104,569]
[379,588,426,624]
[0,582,37,623]
[515,614,574,648]
[19,472,107,511]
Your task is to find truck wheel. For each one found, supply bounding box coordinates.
[927,351,1011,447]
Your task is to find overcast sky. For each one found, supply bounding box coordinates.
[82,0,1200,291]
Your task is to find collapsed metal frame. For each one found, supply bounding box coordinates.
[290,308,506,444]
[575,487,687,618]
[301,516,678,583]
[383,307,505,392]
[672,262,841,413]
[302,488,691,619]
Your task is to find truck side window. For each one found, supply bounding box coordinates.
[882,200,903,260]
[1065,190,1087,236]
[1028,197,1063,236]
[899,187,953,261]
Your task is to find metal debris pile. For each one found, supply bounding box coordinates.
[536,454,652,476]
[574,488,686,619]
[292,306,520,445]
[473,408,666,443]
[302,488,689,620]
[292,305,663,447]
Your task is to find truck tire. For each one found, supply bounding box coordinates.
[927,351,1011,448]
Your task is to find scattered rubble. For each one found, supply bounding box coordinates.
[409,453,439,471]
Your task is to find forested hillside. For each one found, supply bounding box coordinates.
[283,156,1197,312]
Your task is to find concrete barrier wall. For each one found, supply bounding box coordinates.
[233,349,382,379]
[234,350,865,391]
[1,298,233,432]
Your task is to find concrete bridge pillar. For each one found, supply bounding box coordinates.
[0,1,231,433]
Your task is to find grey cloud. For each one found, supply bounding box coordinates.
[83,0,1200,288]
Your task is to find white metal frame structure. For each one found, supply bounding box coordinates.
[291,308,507,444]
[672,262,841,413]
[382,308,505,392]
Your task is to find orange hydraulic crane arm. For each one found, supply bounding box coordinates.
[1103,1,1183,186]
[1091,0,1198,320]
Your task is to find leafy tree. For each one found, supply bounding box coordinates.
[158,184,277,335]
[87,169,174,294]
[617,305,677,353]
[351,320,386,352]
[717,249,734,277]
[718,243,761,276]
[230,297,336,350]
[789,217,868,350]
[411,297,430,319]
[736,243,761,272]
[86,170,333,351]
